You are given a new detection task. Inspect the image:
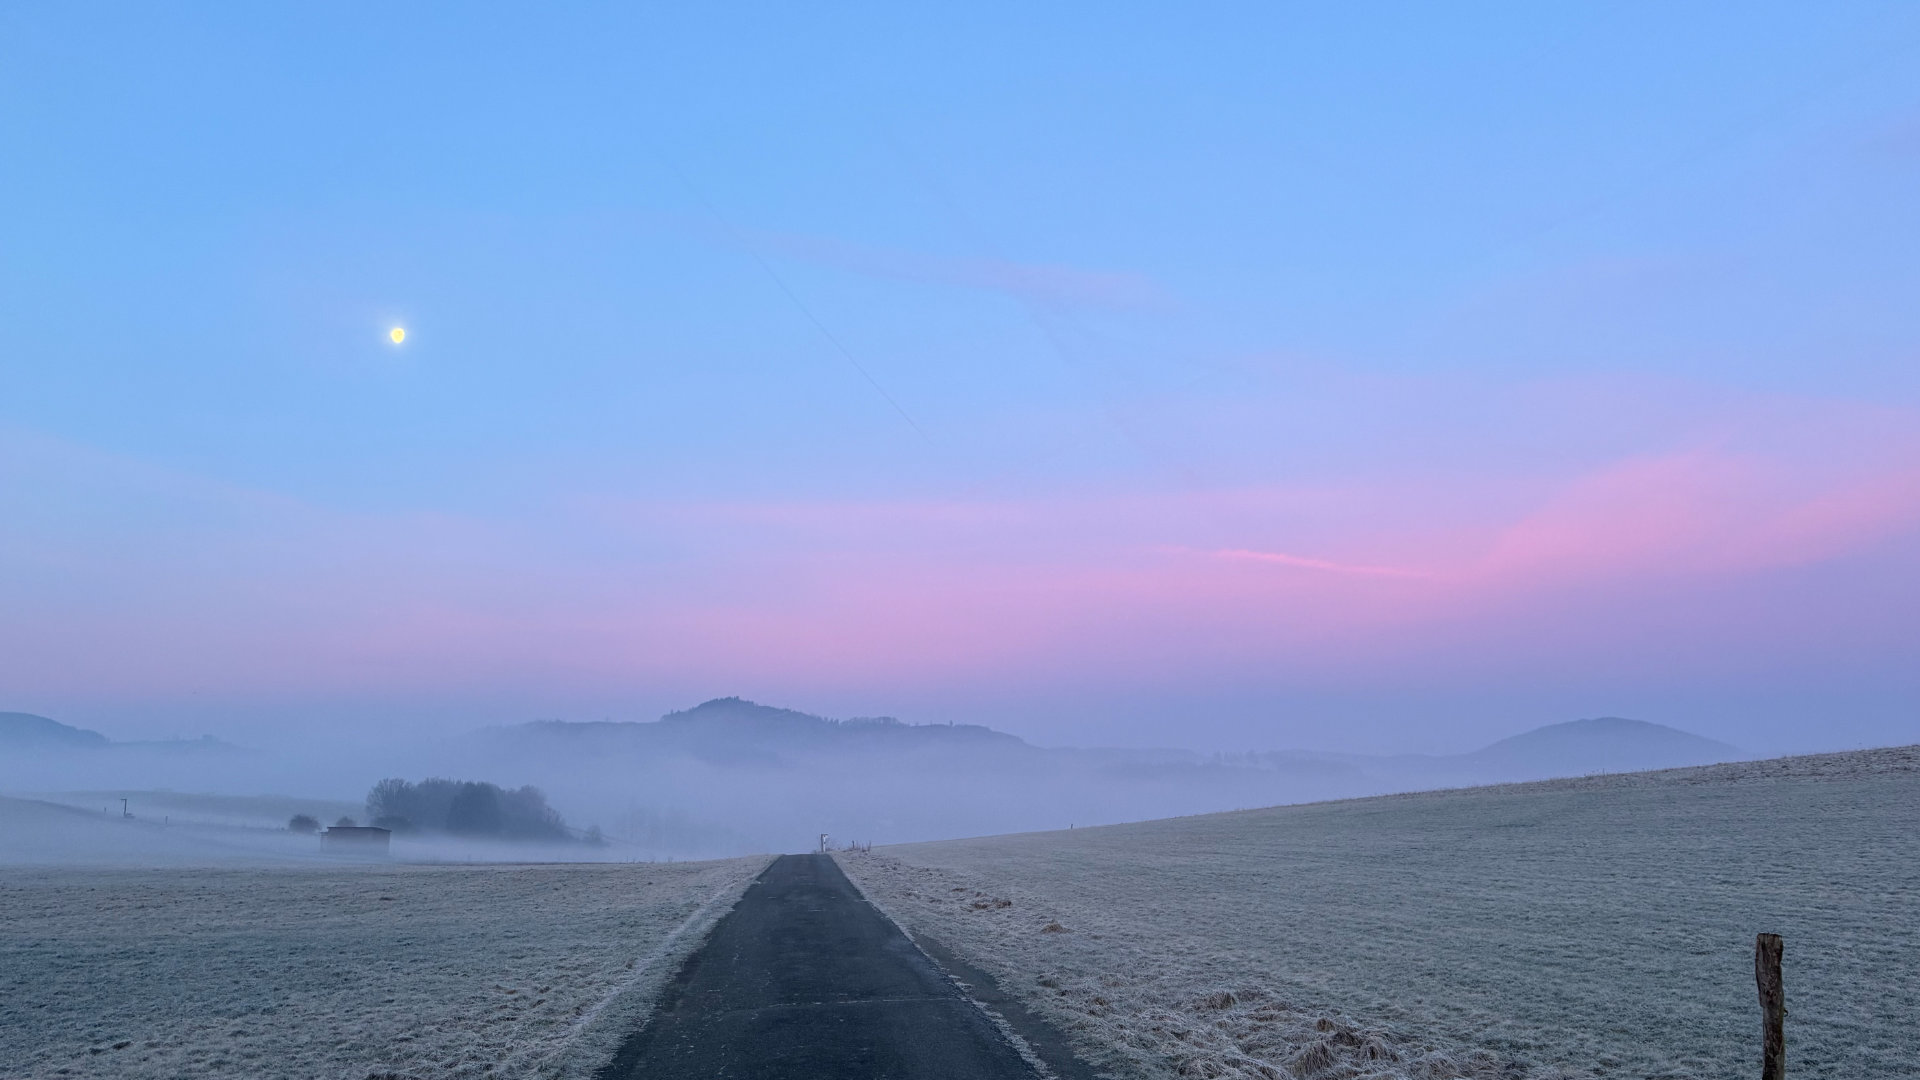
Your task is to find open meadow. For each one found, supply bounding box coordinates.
[839,746,1920,1080]
[0,857,767,1080]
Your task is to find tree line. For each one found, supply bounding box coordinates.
[362,778,572,840]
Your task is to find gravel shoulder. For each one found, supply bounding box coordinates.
[1,857,769,1080]
[838,745,1920,1080]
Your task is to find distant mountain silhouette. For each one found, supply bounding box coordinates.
[469,700,1754,854]
[0,712,251,809]
[0,712,110,750]
[500,697,1025,766]
[0,712,238,754]
[1465,716,1741,777]
[492,700,1746,790]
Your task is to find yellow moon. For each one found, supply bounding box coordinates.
[389,327,406,344]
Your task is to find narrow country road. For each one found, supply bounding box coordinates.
[596,853,1079,1080]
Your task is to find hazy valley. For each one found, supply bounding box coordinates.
[3,700,1751,863]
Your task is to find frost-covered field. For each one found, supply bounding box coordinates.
[0,795,661,867]
[0,857,768,1080]
[840,745,1920,1080]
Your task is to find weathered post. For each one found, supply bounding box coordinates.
[1755,932,1785,1080]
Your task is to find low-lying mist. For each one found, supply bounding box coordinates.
[0,700,1751,865]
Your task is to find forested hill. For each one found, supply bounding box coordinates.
[490,697,1028,764]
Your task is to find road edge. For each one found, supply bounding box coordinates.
[836,853,1108,1080]
[541,854,775,1080]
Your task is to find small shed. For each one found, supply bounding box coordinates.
[322,825,391,854]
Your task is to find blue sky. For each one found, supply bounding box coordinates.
[3,4,1919,752]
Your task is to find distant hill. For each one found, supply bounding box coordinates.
[499,697,1026,766]
[0,713,110,750]
[473,698,1232,853]
[1465,716,1742,778]
[0,712,241,755]
[463,700,1754,855]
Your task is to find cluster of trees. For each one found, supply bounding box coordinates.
[286,813,362,834]
[364,778,572,841]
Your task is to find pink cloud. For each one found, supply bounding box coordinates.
[1476,450,1920,586]
[1477,452,1759,581]
[1206,547,1435,579]
[6,381,1920,709]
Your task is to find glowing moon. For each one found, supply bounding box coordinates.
[389,327,406,344]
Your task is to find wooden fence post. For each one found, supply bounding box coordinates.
[1755,932,1785,1080]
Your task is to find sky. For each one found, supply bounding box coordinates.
[3,3,1919,755]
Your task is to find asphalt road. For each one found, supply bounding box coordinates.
[596,853,1080,1080]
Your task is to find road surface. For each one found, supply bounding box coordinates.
[596,853,1090,1080]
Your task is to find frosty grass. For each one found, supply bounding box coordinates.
[1,857,768,1080]
[839,746,1920,1080]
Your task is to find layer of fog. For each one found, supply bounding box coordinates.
[0,700,1759,865]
